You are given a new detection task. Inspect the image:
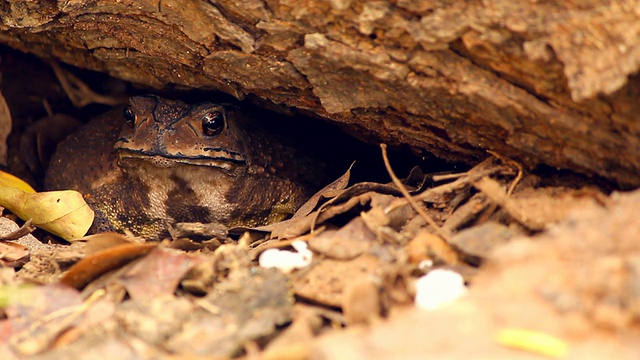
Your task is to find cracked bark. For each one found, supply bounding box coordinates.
[1,0,639,186]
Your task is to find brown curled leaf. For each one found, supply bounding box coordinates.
[293,162,354,218]
[119,248,208,300]
[81,232,137,254]
[59,242,157,290]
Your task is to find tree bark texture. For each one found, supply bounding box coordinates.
[1,1,639,186]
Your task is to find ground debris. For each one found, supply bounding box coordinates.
[166,267,293,357]
[3,149,628,358]
[475,189,640,332]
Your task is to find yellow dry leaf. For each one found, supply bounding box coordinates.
[0,170,35,193]
[0,284,37,308]
[496,328,569,358]
[0,186,94,241]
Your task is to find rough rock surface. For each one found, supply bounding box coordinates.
[1,1,639,186]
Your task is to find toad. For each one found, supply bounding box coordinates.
[45,95,326,239]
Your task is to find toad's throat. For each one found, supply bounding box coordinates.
[117,150,246,170]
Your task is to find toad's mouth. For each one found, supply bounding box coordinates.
[117,149,246,170]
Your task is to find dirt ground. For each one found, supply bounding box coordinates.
[1,49,639,359]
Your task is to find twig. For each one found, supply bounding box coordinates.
[474,152,524,224]
[380,144,450,241]
[0,219,36,241]
[41,98,53,117]
[431,172,467,182]
[49,61,126,108]
[487,150,523,195]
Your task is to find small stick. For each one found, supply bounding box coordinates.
[506,162,523,196]
[0,219,35,241]
[41,98,53,117]
[487,150,523,196]
[475,152,524,224]
[431,172,467,182]
[380,144,450,241]
[49,61,126,108]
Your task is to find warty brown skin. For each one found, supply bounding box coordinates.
[45,95,325,239]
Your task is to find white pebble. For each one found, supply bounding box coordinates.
[258,240,313,274]
[418,259,434,271]
[415,269,467,310]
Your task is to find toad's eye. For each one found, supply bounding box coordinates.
[202,110,225,136]
[123,106,136,127]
